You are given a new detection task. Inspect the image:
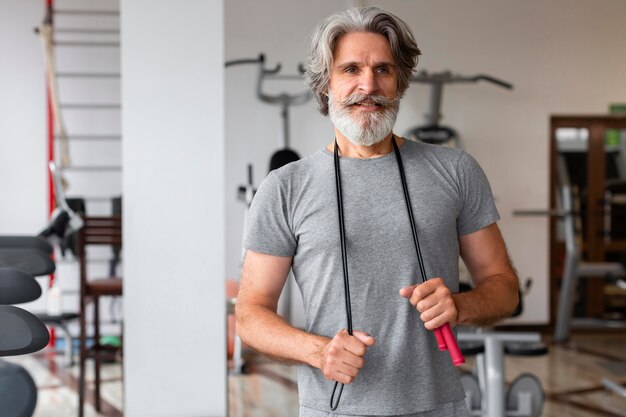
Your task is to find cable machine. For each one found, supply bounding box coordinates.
[406,70,513,148]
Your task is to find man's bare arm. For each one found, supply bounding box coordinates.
[235,250,325,367]
[235,250,375,384]
[453,223,519,326]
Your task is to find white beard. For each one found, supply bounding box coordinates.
[328,92,399,147]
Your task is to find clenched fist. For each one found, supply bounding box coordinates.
[319,329,376,384]
[399,277,458,330]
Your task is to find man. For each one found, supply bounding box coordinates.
[235,7,519,417]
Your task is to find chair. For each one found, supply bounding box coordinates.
[77,215,123,417]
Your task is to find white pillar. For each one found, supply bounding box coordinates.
[121,1,226,416]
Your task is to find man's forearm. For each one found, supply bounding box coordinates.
[452,273,519,326]
[235,302,329,368]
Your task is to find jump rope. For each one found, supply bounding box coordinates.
[330,135,465,411]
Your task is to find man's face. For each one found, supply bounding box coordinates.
[327,32,399,146]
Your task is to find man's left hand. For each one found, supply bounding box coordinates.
[399,278,458,330]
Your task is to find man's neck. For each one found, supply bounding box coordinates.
[328,131,403,159]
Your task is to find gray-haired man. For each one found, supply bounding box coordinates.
[236,7,519,417]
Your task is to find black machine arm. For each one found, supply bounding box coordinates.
[411,70,513,90]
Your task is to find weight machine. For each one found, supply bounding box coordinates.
[406,71,513,148]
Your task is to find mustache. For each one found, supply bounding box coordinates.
[341,93,399,107]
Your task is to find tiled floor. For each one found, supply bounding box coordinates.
[4,332,626,416]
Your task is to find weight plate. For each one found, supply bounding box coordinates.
[506,373,544,417]
[460,372,481,412]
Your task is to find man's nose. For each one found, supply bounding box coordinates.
[358,69,379,95]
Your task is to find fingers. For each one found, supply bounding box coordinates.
[399,284,417,298]
[353,330,376,347]
[321,329,375,384]
[399,278,458,330]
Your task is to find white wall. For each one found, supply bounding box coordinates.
[121,1,226,416]
[0,0,47,234]
[225,0,626,325]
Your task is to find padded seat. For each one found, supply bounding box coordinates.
[87,277,122,296]
[0,268,41,305]
[0,236,53,254]
[0,360,38,417]
[459,340,485,356]
[0,305,50,357]
[504,342,549,356]
[0,249,55,277]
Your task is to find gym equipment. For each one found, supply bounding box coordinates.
[329,136,464,410]
[514,152,626,403]
[35,3,71,173]
[458,331,545,417]
[42,161,82,366]
[0,160,82,367]
[226,54,307,203]
[0,248,55,277]
[514,154,626,341]
[552,133,626,401]
[406,71,513,148]
[0,360,38,417]
[226,53,310,158]
[43,161,84,241]
[0,305,50,356]
[0,257,51,417]
[0,274,49,417]
[547,118,626,333]
[0,240,74,365]
[0,268,41,305]
[554,182,626,342]
[456,279,547,417]
[0,236,52,254]
[553,141,626,339]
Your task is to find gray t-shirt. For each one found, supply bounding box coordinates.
[244,139,499,415]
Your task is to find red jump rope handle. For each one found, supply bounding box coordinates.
[433,327,447,351]
[436,323,465,366]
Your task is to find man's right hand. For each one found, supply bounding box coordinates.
[320,329,376,384]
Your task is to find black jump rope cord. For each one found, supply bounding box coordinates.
[330,135,435,411]
[391,137,429,284]
[330,138,351,411]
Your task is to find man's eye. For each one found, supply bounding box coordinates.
[376,67,390,74]
[345,67,358,74]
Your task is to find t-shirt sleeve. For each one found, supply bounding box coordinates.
[243,171,297,257]
[456,151,500,236]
